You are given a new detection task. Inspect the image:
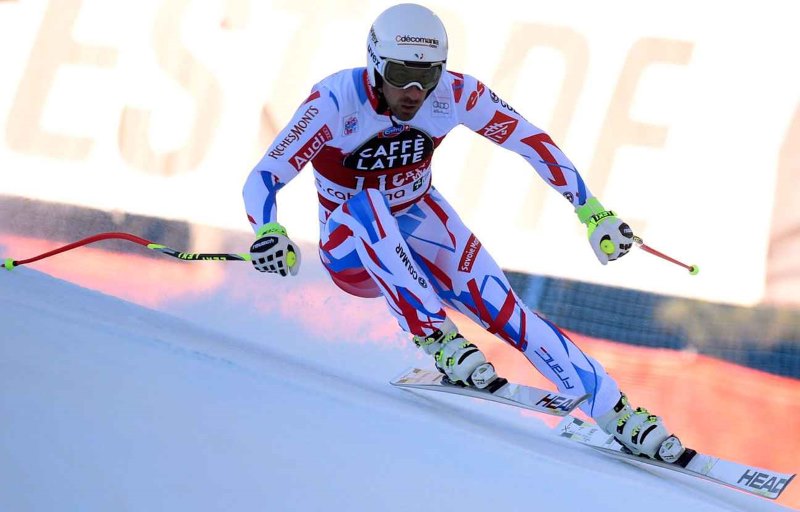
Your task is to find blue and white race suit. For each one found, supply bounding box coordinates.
[243,68,618,418]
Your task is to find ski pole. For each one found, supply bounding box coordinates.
[632,235,698,275]
[3,231,250,270]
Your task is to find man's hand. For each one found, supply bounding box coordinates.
[576,198,633,265]
[250,222,301,276]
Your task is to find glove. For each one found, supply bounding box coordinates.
[576,198,633,265]
[250,222,301,276]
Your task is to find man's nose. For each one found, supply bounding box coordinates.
[403,85,425,100]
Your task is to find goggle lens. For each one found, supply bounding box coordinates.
[383,60,443,90]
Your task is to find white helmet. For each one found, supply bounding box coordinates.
[367,4,448,90]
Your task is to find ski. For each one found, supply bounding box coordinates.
[556,416,796,500]
[391,367,589,417]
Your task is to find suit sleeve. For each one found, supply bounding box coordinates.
[242,87,339,233]
[452,72,592,207]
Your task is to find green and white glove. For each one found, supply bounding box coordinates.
[576,198,634,265]
[249,222,301,276]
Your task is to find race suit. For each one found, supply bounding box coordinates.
[243,68,618,418]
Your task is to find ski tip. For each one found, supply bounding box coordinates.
[574,393,591,409]
[552,393,590,415]
[390,367,417,385]
[390,367,439,387]
[775,473,797,500]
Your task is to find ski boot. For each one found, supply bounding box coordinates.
[596,393,686,463]
[413,317,501,390]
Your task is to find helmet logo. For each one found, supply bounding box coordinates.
[367,45,380,67]
[395,35,439,48]
[414,53,424,60]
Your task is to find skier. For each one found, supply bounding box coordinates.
[243,3,685,463]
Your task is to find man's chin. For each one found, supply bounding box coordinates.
[393,107,420,121]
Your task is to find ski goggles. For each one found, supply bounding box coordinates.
[382,59,444,91]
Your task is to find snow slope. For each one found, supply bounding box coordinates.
[0,267,794,512]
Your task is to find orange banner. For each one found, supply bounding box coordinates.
[2,1,799,305]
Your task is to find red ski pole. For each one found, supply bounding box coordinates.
[3,231,250,270]
[633,235,699,275]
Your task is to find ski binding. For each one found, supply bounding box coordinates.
[557,416,795,500]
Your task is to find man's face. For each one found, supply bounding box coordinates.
[381,81,426,121]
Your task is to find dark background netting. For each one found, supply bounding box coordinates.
[507,271,800,379]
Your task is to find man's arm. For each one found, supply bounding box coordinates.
[242,88,339,232]
[243,86,339,277]
[453,73,633,264]
[453,73,589,207]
